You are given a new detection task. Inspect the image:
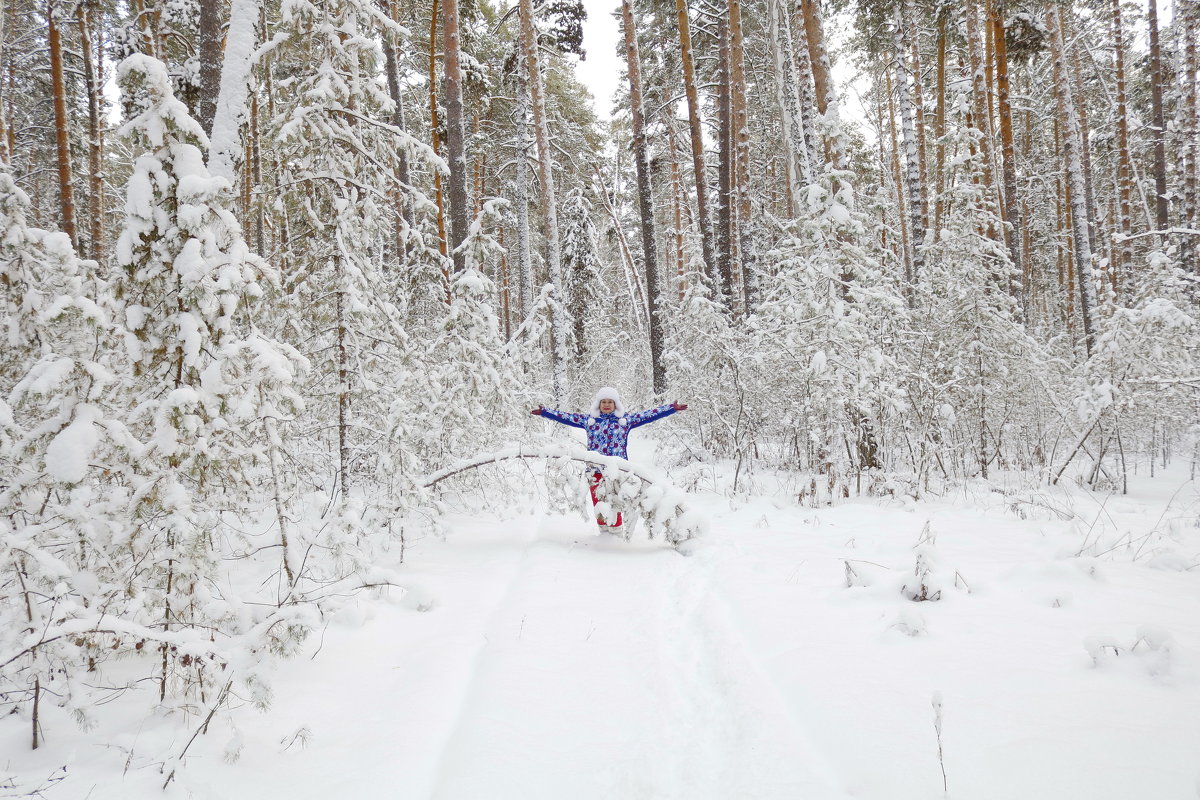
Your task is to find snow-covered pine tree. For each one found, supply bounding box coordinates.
[109,53,308,701]
[410,199,529,509]
[0,161,118,748]
[911,83,1057,484]
[752,165,907,494]
[265,0,441,510]
[560,187,603,363]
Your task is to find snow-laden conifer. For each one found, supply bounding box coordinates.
[411,199,529,506]
[908,88,1057,484]
[107,53,308,702]
[753,167,907,489]
[0,162,121,747]
[265,0,441,505]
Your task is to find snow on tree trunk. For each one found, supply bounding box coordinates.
[1182,6,1198,276]
[894,4,925,295]
[673,0,717,284]
[208,0,262,183]
[990,2,1022,306]
[728,0,757,315]
[196,0,223,135]
[1148,0,1169,234]
[381,0,414,237]
[798,0,844,171]
[429,0,450,273]
[620,0,666,394]
[519,0,568,401]
[1110,0,1132,294]
[1047,4,1097,355]
[513,53,534,324]
[77,6,105,265]
[443,0,469,274]
[715,12,735,307]
[768,0,811,214]
[47,0,76,251]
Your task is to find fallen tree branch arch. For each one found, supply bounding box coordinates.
[421,445,705,545]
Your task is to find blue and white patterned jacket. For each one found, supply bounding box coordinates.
[540,404,677,460]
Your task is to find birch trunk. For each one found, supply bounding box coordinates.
[886,67,911,285]
[907,0,928,208]
[520,0,568,399]
[443,0,468,273]
[1048,4,1096,355]
[1108,0,1131,293]
[1065,21,1100,266]
[673,0,716,283]
[620,0,665,393]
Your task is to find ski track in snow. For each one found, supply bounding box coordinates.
[7,470,1200,800]
[425,517,843,799]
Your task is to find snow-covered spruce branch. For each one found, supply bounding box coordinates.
[422,446,706,544]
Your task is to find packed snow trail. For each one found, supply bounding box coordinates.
[426,518,844,798]
[7,469,1199,800]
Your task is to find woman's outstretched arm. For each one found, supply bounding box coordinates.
[532,405,589,429]
[627,402,688,429]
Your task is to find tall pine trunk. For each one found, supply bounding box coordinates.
[728,0,756,313]
[715,12,734,305]
[78,5,105,265]
[798,0,842,170]
[621,0,665,393]
[769,0,811,214]
[513,52,533,323]
[47,0,77,250]
[1148,0,1169,234]
[520,0,567,399]
[383,0,414,240]
[443,0,468,273]
[197,0,222,134]
[673,0,716,284]
[964,0,1001,245]
[991,1,1022,299]
[894,4,924,295]
[1048,4,1096,355]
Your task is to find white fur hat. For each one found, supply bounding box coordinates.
[589,386,625,417]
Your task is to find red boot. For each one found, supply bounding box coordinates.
[588,471,623,528]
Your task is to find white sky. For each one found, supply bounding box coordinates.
[573,0,624,121]
[570,0,869,134]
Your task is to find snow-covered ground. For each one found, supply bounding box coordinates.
[4,460,1199,799]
